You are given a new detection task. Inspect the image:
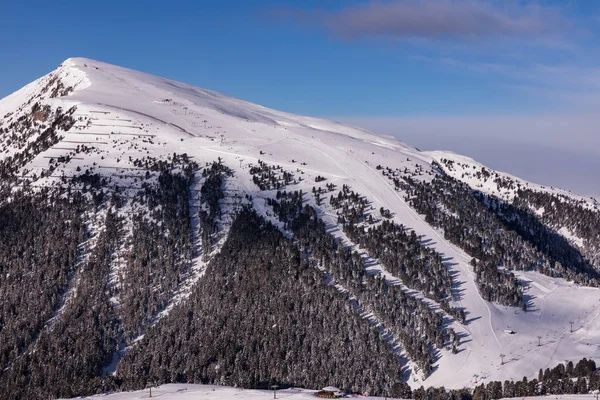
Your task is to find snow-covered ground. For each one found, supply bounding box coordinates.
[60,385,336,400]
[3,57,600,390]
[61,383,600,400]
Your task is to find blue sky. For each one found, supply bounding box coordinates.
[2,0,599,116]
[1,0,599,197]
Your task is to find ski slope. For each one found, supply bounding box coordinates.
[3,57,600,390]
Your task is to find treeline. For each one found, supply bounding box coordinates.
[40,72,74,99]
[478,191,598,284]
[2,140,600,400]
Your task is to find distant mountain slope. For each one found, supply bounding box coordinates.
[1,58,599,400]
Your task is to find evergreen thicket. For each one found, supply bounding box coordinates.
[118,208,407,396]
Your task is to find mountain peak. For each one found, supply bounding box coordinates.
[1,59,600,399]
[60,56,88,66]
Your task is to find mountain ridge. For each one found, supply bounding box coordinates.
[1,58,599,400]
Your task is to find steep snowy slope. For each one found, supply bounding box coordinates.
[1,58,600,398]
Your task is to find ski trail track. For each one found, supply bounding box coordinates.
[304,139,504,385]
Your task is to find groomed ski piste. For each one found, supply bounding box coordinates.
[3,58,600,390]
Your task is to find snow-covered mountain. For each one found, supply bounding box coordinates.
[1,58,600,400]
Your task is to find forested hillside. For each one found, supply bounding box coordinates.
[1,58,600,399]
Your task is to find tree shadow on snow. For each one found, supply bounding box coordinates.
[325,224,340,235]
[517,279,539,312]
[465,315,482,325]
[456,331,472,345]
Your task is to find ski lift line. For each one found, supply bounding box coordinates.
[96,102,195,137]
[171,109,195,115]
[42,156,85,160]
[24,173,98,178]
[108,132,156,138]
[95,167,207,177]
[168,122,191,134]
[91,124,142,129]
[62,140,108,144]
[107,174,147,179]
[66,132,111,136]
[97,165,145,171]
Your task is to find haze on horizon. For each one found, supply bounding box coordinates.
[339,114,600,200]
[1,0,599,199]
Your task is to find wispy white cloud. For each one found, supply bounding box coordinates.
[274,0,600,111]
